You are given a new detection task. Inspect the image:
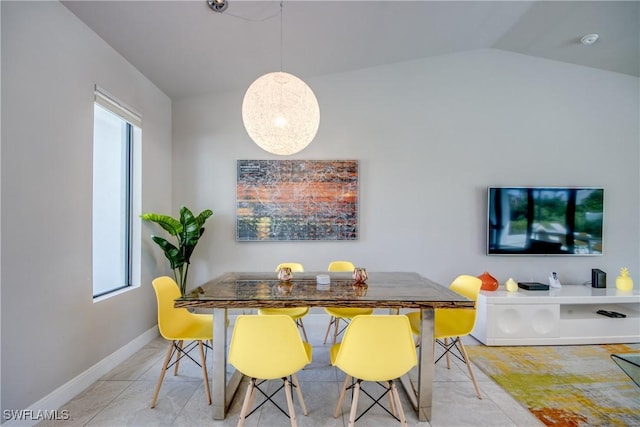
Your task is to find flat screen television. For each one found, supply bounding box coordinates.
[487,187,604,255]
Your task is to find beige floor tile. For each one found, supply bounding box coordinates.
[39,312,542,427]
[37,381,131,427]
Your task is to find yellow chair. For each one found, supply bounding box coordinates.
[405,274,483,399]
[150,276,213,408]
[258,263,309,341]
[229,315,313,427]
[330,315,417,426]
[323,261,373,345]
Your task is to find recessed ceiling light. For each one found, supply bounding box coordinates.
[580,34,599,46]
[207,0,228,13]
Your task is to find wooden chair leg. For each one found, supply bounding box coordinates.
[283,377,298,427]
[334,375,351,418]
[151,341,174,408]
[174,340,184,375]
[348,380,360,427]
[323,316,336,344]
[238,378,256,427]
[332,317,341,345]
[291,373,308,415]
[444,337,452,369]
[386,381,396,416]
[198,340,212,405]
[391,382,407,427]
[247,380,257,415]
[456,339,482,399]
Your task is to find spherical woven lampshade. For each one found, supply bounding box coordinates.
[242,71,320,155]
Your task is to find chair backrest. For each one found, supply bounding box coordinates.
[229,315,312,379]
[449,275,483,304]
[434,275,483,337]
[327,261,355,272]
[332,315,417,382]
[152,276,199,340]
[275,263,304,272]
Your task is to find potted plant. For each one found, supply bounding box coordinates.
[141,206,213,295]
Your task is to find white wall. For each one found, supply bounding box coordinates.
[1,1,172,413]
[173,49,639,289]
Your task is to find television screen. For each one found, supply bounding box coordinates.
[487,187,604,255]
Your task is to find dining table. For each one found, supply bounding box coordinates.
[174,271,475,422]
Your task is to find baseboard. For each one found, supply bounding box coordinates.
[2,326,158,426]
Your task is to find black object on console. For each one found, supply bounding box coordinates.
[517,282,550,291]
[592,268,607,288]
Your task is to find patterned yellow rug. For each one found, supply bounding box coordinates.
[466,343,640,427]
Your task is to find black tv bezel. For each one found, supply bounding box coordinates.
[486,186,604,256]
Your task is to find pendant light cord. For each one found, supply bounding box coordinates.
[280,1,284,72]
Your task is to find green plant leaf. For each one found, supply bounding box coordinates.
[195,209,214,227]
[151,235,185,270]
[180,207,214,253]
[178,209,198,260]
[140,213,182,236]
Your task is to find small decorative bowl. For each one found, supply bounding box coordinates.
[353,267,368,284]
[277,267,293,282]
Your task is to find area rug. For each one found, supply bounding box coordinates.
[466,343,640,427]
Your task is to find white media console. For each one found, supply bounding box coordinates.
[471,285,640,346]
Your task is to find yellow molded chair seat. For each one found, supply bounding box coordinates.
[229,315,313,427]
[330,315,417,426]
[405,274,482,399]
[323,261,373,345]
[258,263,309,341]
[150,276,213,408]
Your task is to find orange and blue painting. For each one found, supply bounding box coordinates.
[236,160,358,241]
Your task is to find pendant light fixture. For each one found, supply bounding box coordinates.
[241,1,320,155]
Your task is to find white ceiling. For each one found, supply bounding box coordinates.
[63,0,639,100]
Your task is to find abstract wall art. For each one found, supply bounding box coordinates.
[236,160,359,241]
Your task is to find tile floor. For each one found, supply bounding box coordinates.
[38,311,543,427]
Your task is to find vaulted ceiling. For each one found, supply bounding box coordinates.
[63,1,639,100]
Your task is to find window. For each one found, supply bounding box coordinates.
[92,86,142,299]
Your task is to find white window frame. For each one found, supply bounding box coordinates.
[92,85,142,300]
